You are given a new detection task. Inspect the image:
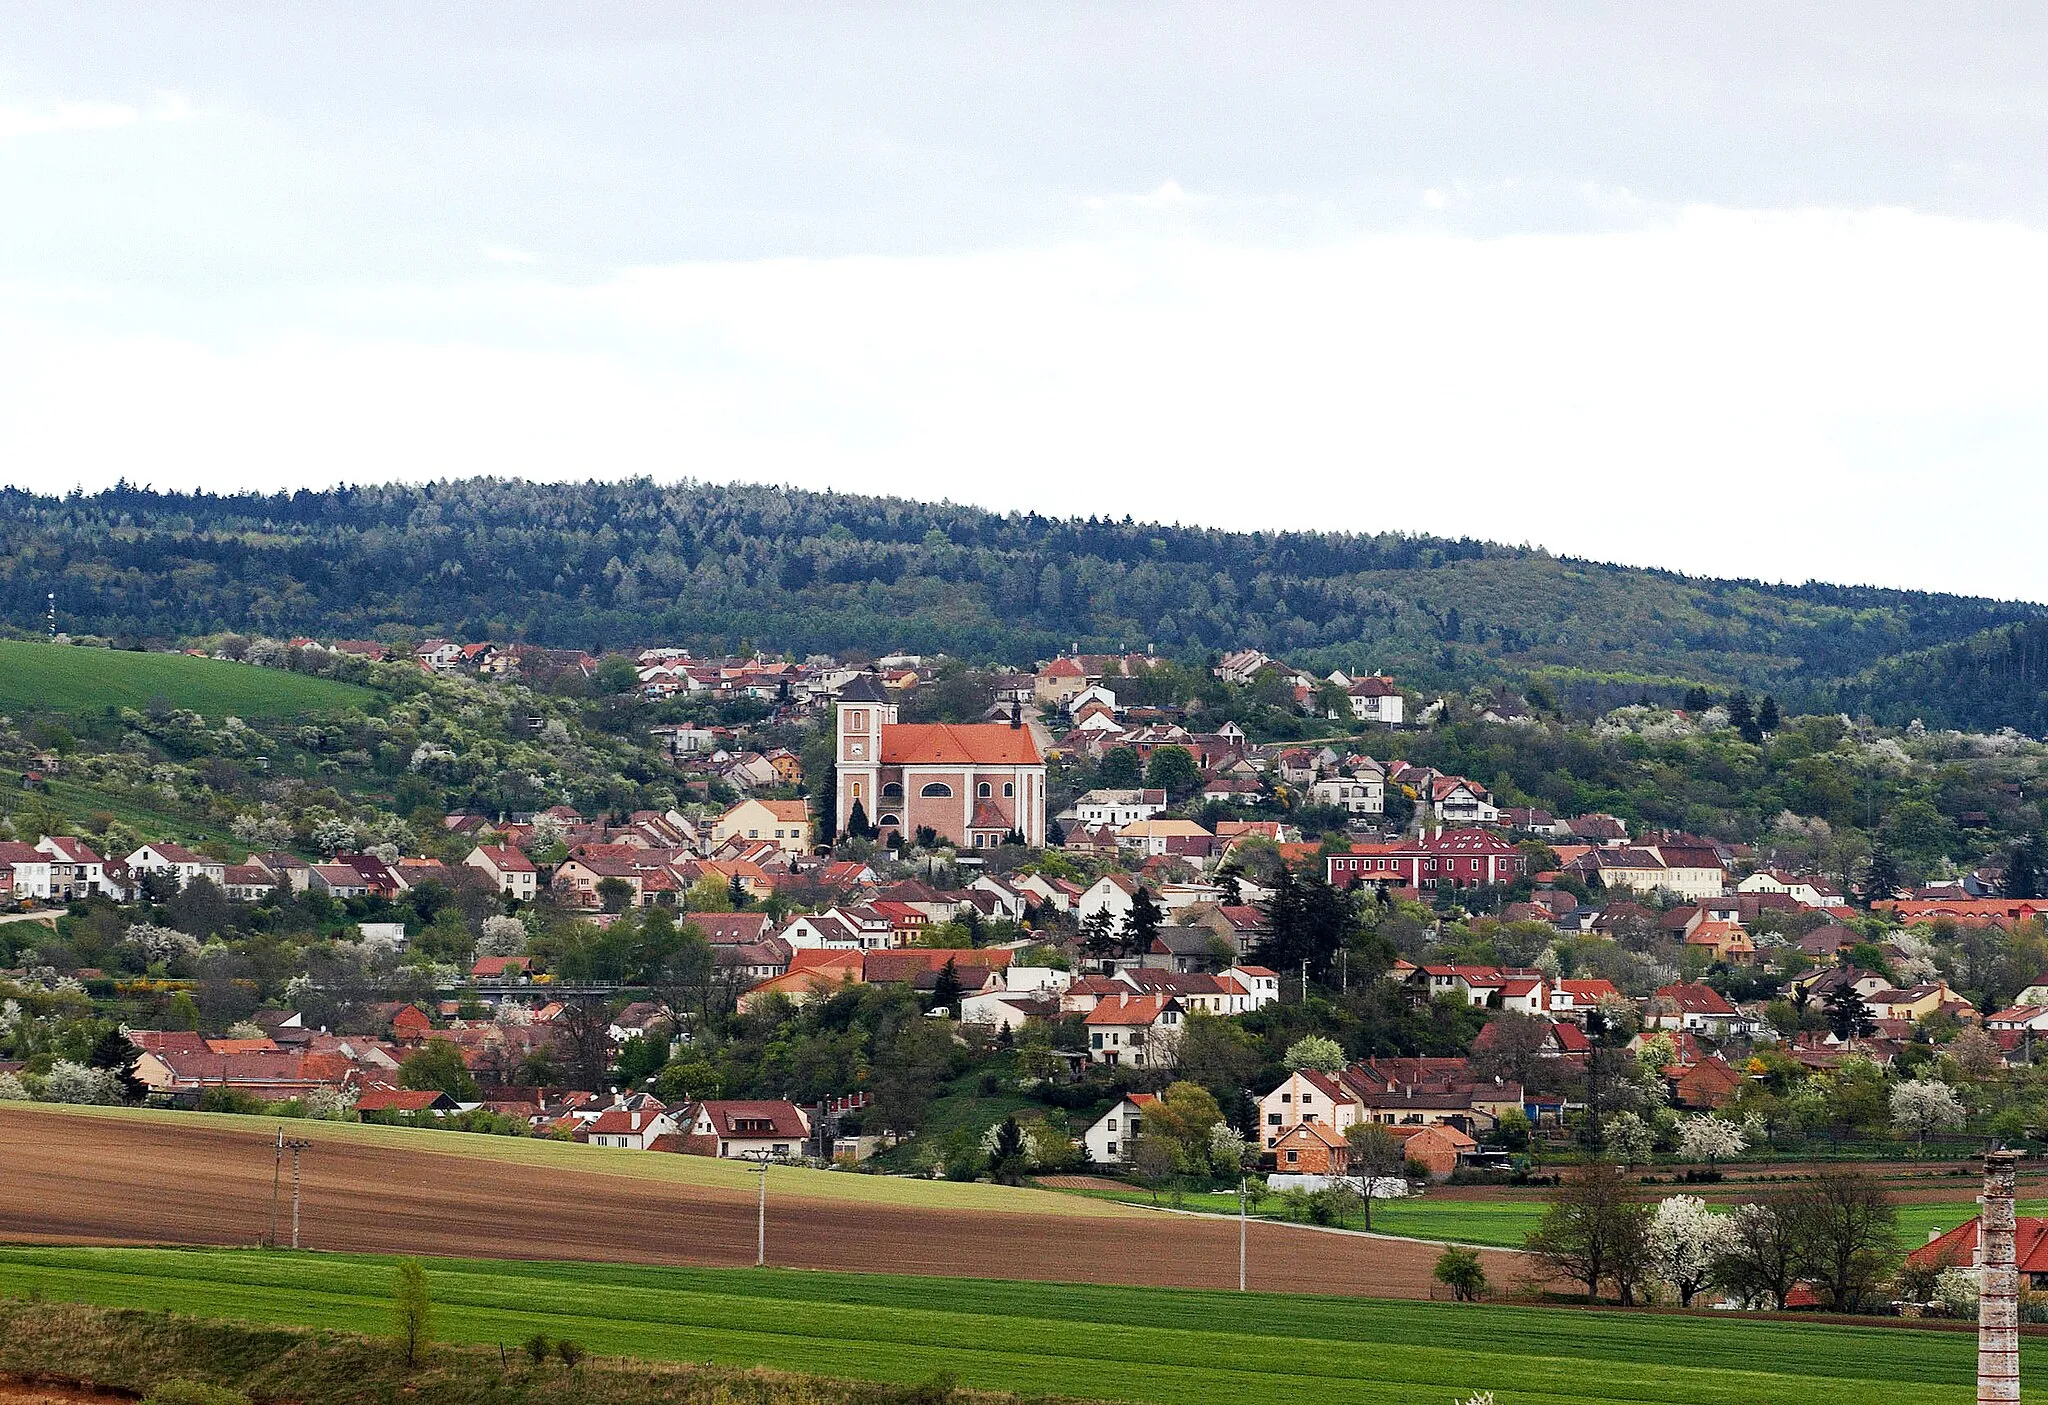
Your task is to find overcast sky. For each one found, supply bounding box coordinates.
[3,5,2046,599]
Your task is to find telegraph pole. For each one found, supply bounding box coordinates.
[745,1151,771,1266]
[282,1135,312,1249]
[1238,1173,1248,1292]
[269,1127,284,1246]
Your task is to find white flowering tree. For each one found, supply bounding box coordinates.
[0,1072,27,1101]
[41,1060,119,1105]
[1935,1265,1982,1319]
[1649,1194,1738,1306]
[1605,1111,1655,1167]
[1282,1035,1347,1075]
[125,924,200,964]
[1676,1114,1747,1167]
[476,915,529,958]
[1207,1122,1251,1176]
[1890,1079,1968,1144]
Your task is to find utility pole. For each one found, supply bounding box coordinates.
[269,1127,284,1247]
[746,1151,771,1266]
[46,593,55,642]
[1238,1173,1248,1292]
[282,1135,312,1249]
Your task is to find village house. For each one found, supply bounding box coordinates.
[711,798,813,857]
[1073,788,1168,829]
[463,844,538,900]
[1272,1120,1351,1174]
[1325,828,1524,892]
[1258,1069,1362,1149]
[577,1103,683,1150]
[1082,993,1183,1068]
[679,1099,811,1158]
[125,842,227,891]
[1343,675,1405,725]
[1082,1092,1158,1165]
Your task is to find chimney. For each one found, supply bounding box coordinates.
[1980,1149,2021,1404]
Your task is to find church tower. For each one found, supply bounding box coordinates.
[834,674,896,836]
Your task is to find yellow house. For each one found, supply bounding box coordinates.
[712,798,812,856]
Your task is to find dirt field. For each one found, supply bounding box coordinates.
[0,1106,1523,1299]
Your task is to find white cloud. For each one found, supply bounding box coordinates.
[480,244,540,267]
[3,203,2047,600]
[0,91,191,140]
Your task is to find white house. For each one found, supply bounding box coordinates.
[1310,776,1384,815]
[1345,677,1405,725]
[1075,873,1141,924]
[1083,1093,1157,1165]
[1082,993,1183,1068]
[579,1105,681,1150]
[1258,1069,1363,1150]
[125,842,227,891]
[35,836,106,896]
[683,1100,811,1159]
[1073,788,1167,829]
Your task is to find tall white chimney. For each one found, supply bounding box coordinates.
[1980,1149,2020,1405]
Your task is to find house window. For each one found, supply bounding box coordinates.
[1285,1150,1299,1164]
[1106,1141,1118,1156]
[921,782,953,798]
[978,782,992,798]
[1004,782,1014,797]
[878,813,901,828]
[1267,1112,1282,1126]
[1107,1118,1118,1131]
[882,782,903,798]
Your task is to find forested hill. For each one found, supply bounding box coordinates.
[2,478,2039,718]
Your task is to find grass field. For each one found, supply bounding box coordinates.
[0,639,369,719]
[1067,1183,2026,1250]
[8,1102,1135,1217]
[0,1245,2036,1405]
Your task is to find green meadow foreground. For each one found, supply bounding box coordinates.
[1,1246,2041,1405]
[0,638,368,718]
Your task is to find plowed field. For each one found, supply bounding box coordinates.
[0,1105,1520,1298]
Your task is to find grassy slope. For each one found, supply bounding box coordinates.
[5,1102,1135,1217]
[0,1246,2036,1405]
[0,640,369,719]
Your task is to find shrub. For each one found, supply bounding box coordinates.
[556,1338,586,1369]
[522,1332,551,1365]
[1435,1245,1489,1302]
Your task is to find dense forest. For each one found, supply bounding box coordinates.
[3,479,2041,721]
[1834,620,2048,735]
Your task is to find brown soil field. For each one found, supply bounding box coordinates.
[0,1106,1524,1299]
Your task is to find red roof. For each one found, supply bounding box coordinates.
[1910,1217,2048,1274]
[471,845,536,872]
[356,1087,453,1113]
[1084,993,1173,1027]
[879,723,1043,767]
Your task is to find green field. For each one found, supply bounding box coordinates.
[0,639,369,719]
[0,1246,2035,1405]
[1071,1184,2021,1251]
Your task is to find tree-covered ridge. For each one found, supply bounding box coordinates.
[1833,619,2048,735]
[2,479,2037,712]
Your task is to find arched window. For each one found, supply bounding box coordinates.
[881,781,903,798]
[977,782,992,798]
[1003,782,1014,798]
[878,814,901,829]
[920,782,953,798]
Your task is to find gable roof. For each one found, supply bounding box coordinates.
[879,723,1042,767]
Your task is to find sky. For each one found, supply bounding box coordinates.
[3,5,2047,599]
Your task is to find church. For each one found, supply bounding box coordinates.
[834,675,1047,849]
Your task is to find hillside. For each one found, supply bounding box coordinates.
[1,480,2039,720]
[0,639,370,719]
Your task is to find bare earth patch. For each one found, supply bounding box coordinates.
[0,1106,1524,1299]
